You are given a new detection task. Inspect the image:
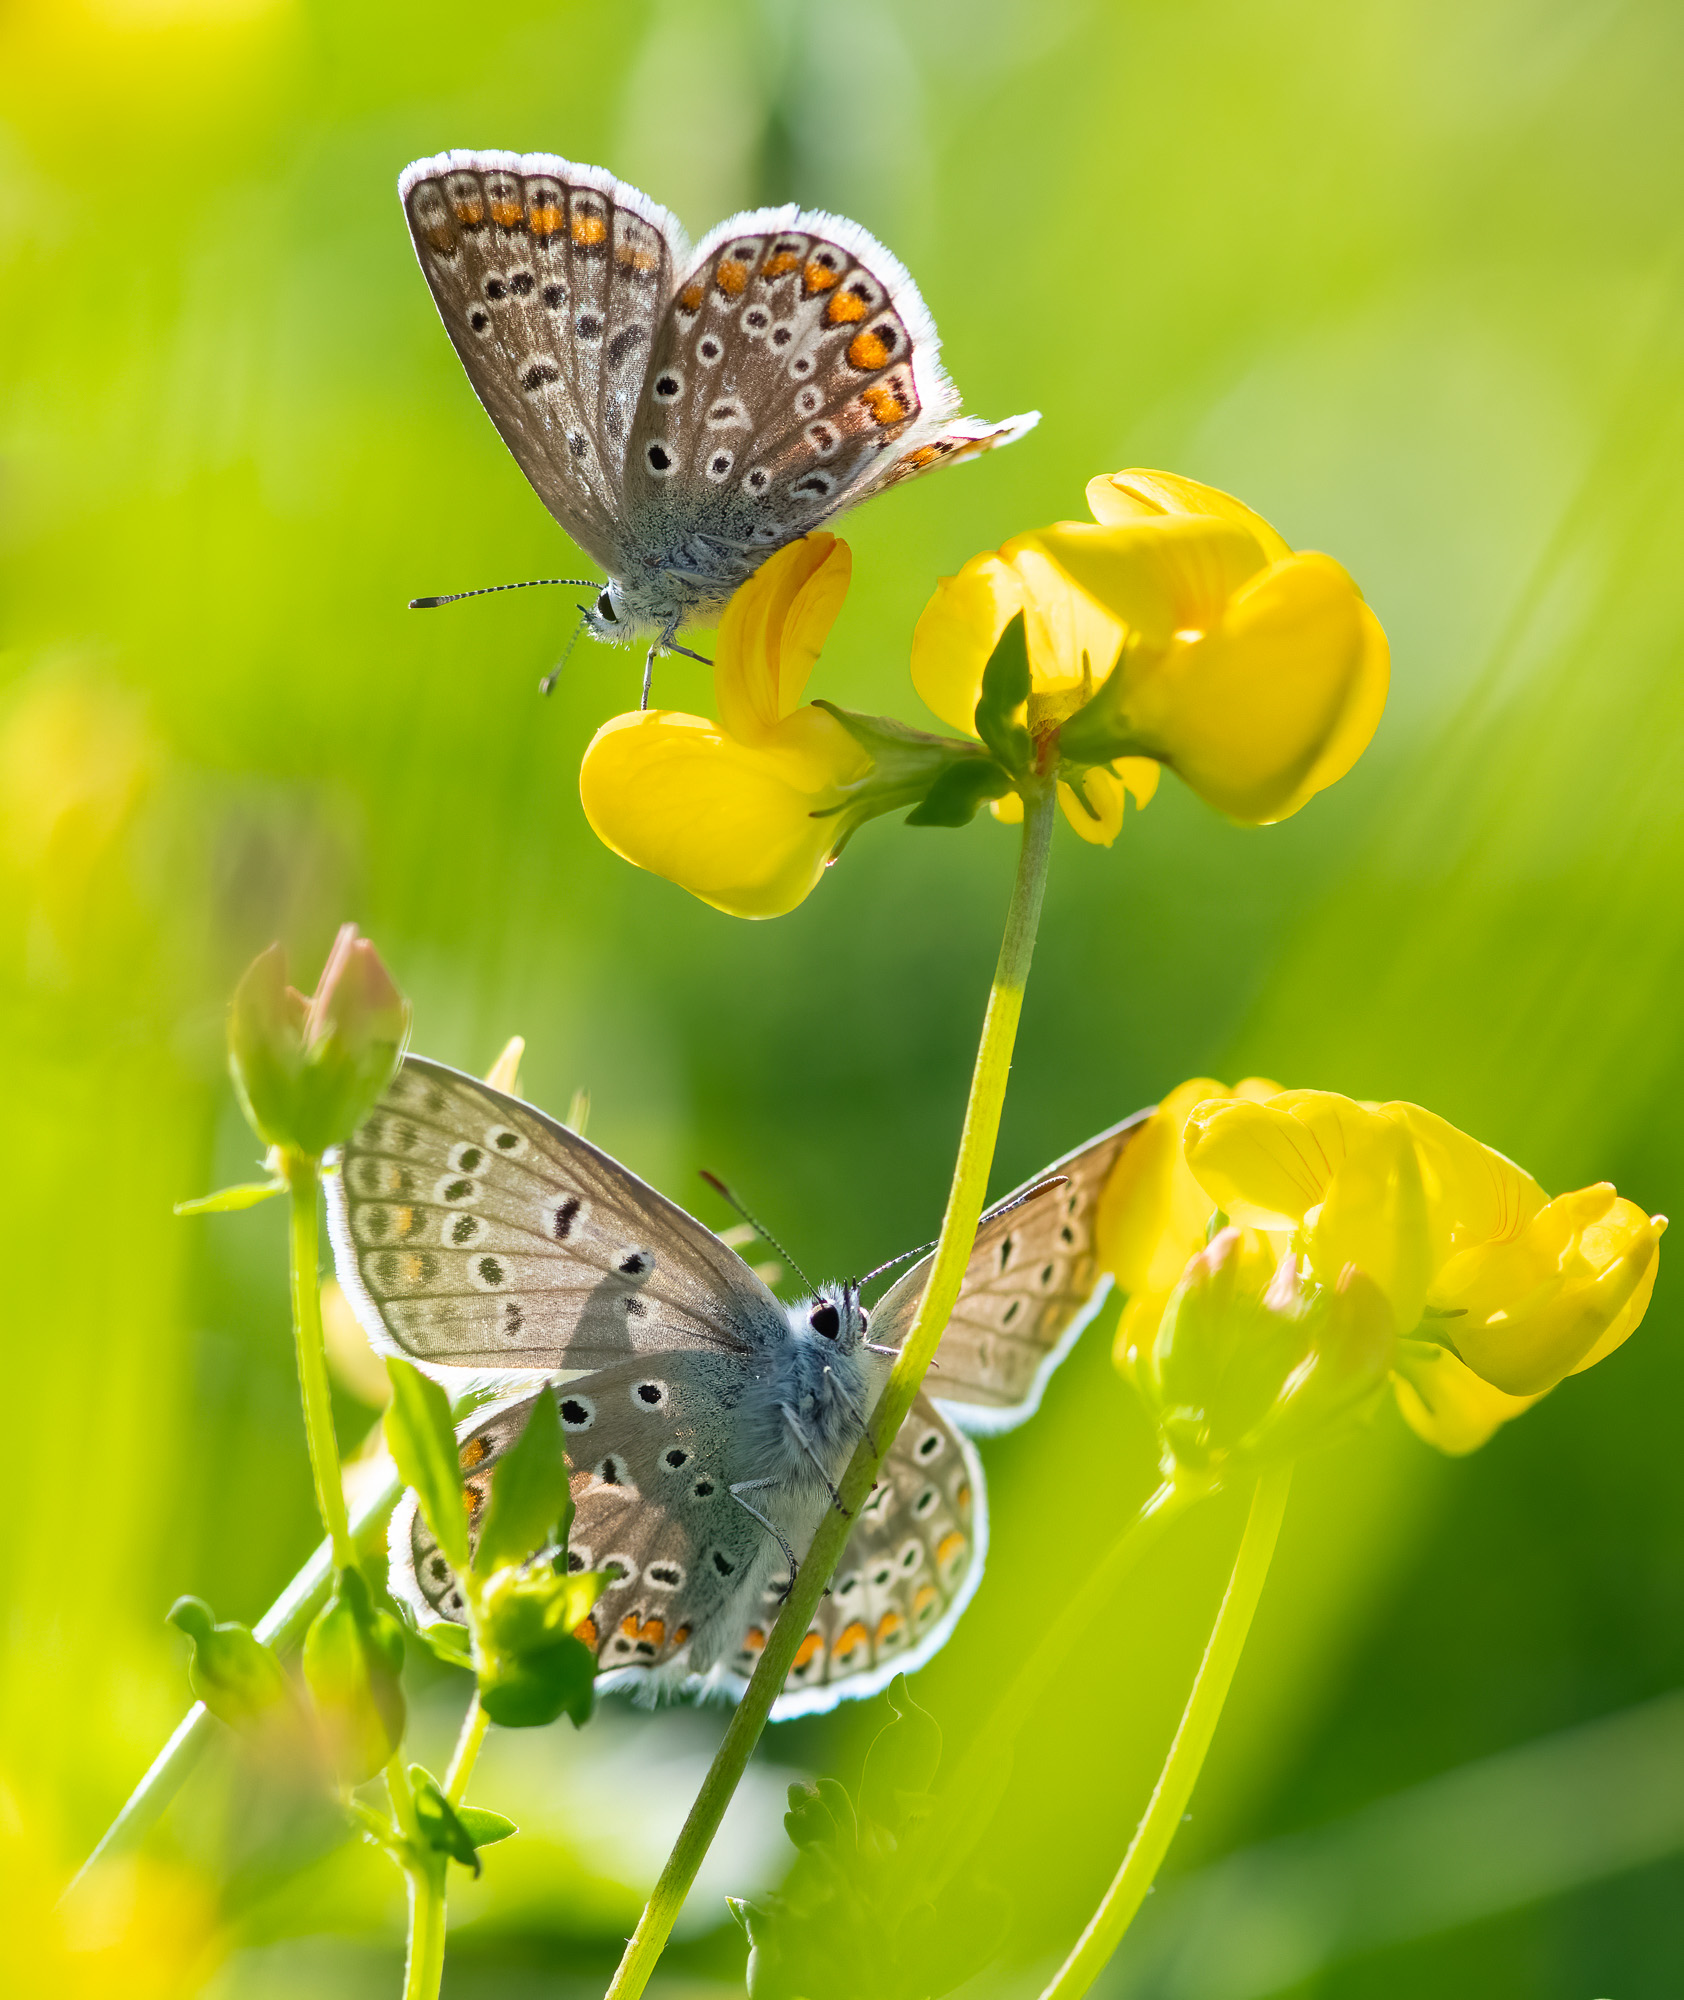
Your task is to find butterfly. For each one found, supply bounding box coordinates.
[400,150,1039,699]
[325,1056,1144,1717]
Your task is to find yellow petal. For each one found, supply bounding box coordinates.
[1391,1339,1541,1456]
[1058,767,1128,846]
[1434,1188,1665,1395]
[1185,1092,1380,1229]
[1309,1118,1432,1334]
[1000,536,1127,697]
[989,790,1024,825]
[1097,1077,1235,1299]
[910,553,1024,736]
[1282,598,1389,812]
[578,707,869,919]
[1384,1101,1546,1267]
[1034,517,1267,648]
[1085,468,1296,565]
[1122,552,1375,823]
[715,534,851,744]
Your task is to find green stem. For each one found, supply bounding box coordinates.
[387,1756,448,2000]
[604,780,1059,2000]
[1036,1463,1295,2000]
[445,1693,488,1807]
[286,1152,355,1571]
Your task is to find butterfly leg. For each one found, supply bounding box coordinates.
[640,641,658,711]
[729,1478,800,1586]
[823,1366,878,1457]
[779,1404,850,1517]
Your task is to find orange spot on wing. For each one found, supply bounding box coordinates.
[576,1615,599,1649]
[678,281,705,312]
[792,1632,824,1670]
[874,1611,905,1647]
[955,1481,972,1514]
[835,1619,869,1659]
[620,1613,665,1650]
[936,1531,966,1569]
[529,203,564,236]
[393,1205,417,1238]
[825,290,869,325]
[672,1623,692,1647]
[460,1436,489,1468]
[763,251,800,278]
[490,198,523,228]
[848,329,892,372]
[464,1480,486,1517]
[913,1584,940,1621]
[803,259,840,293]
[861,384,909,426]
[616,242,659,272]
[571,212,608,246]
[452,198,485,226]
[905,445,941,468]
[742,1626,767,1655]
[715,258,749,296]
[400,1252,425,1285]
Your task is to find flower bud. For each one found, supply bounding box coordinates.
[1134,1228,1394,1477]
[473,1564,602,1728]
[302,1564,406,1784]
[228,924,410,1158]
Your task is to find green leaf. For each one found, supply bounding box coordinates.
[455,1806,518,1848]
[302,1565,406,1784]
[173,1179,287,1217]
[384,1358,470,1571]
[859,1674,943,1834]
[974,614,1033,774]
[473,1389,572,1579]
[904,759,1014,827]
[477,1630,596,1730]
[808,703,1011,844]
[409,1766,483,1875]
[167,1596,292,1731]
[414,1620,474,1669]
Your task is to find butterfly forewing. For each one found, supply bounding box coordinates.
[327,1056,785,1371]
[872,1113,1153,1429]
[401,150,688,571]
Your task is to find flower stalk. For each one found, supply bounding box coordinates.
[1038,1465,1294,2000]
[604,778,1059,2000]
[285,1151,356,1572]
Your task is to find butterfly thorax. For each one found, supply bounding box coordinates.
[731,1285,883,1489]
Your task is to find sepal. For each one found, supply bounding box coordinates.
[167,1596,292,1731]
[811,703,1012,837]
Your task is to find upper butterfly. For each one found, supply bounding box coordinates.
[400,151,1039,690]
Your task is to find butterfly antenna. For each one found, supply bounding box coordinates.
[409,577,595,609]
[859,1236,939,1289]
[699,1171,817,1295]
[540,612,591,697]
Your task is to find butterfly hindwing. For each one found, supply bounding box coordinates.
[871,1113,1153,1431]
[401,150,689,572]
[327,1055,786,1372]
[396,1358,769,1686]
[755,1393,985,1718]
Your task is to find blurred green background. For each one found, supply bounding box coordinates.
[4,0,1683,1993]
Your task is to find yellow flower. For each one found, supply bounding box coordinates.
[913,470,1388,831]
[579,536,870,919]
[1099,1081,1664,1464]
[910,537,1161,847]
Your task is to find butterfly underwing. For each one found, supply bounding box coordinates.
[325,1057,1146,1716]
[400,151,1039,673]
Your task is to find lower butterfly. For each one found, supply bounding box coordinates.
[325,1057,1145,1717]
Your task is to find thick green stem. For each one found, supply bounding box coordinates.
[286,1153,355,1571]
[1036,1463,1295,2000]
[604,781,1059,2000]
[401,1862,448,2000]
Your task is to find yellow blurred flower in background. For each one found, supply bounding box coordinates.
[913,470,1389,833]
[1099,1079,1664,1466]
[580,535,869,919]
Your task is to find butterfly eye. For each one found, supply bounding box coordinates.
[596,589,617,622]
[809,1302,841,1340]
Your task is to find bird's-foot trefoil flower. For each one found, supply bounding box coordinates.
[579,533,1008,918]
[1095,1079,1664,1472]
[912,469,1389,834]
